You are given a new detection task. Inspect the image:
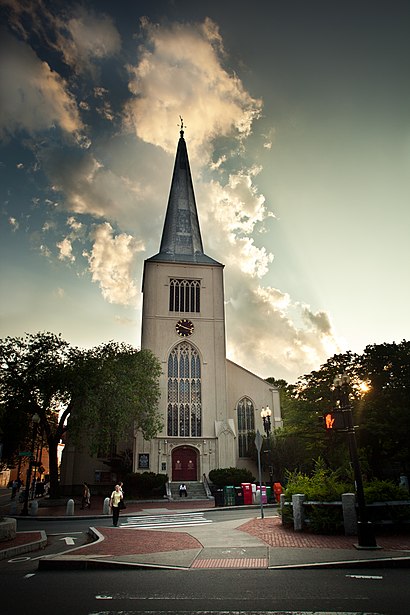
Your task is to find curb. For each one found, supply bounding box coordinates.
[38,553,410,571]
[0,530,47,561]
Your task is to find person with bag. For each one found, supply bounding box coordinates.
[109,484,124,527]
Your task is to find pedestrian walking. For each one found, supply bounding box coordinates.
[109,484,124,527]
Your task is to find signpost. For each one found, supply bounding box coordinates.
[254,429,264,519]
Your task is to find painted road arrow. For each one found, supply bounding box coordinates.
[59,537,77,545]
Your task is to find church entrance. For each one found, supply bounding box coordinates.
[172,446,198,481]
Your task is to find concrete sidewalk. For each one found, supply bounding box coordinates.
[2,495,410,570]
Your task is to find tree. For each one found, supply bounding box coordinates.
[357,341,410,477]
[265,342,410,482]
[0,332,163,496]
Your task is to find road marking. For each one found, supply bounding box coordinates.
[88,610,386,614]
[346,574,383,579]
[24,573,36,578]
[8,556,31,563]
[59,536,77,545]
[120,511,212,530]
[47,531,83,535]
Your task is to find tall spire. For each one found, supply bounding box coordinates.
[148,120,221,266]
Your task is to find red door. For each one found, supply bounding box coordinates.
[172,447,197,481]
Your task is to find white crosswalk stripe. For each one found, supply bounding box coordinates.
[119,511,213,530]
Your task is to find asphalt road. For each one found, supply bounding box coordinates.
[0,566,408,615]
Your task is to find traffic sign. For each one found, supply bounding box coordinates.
[18,451,33,457]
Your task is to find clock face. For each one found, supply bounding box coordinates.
[176,319,194,337]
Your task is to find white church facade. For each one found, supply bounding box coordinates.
[60,127,281,492]
[135,127,282,483]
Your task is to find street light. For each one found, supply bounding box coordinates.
[21,412,41,516]
[260,406,273,487]
[332,374,377,548]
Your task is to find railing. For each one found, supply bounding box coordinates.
[202,473,214,500]
[165,481,172,501]
[280,493,410,535]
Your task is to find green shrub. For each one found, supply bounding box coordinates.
[364,479,409,503]
[284,461,352,503]
[305,504,344,534]
[125,472,168,498]
[209,467,255,487]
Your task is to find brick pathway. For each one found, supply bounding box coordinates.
[79,527,203,556]
[239,515,410,550]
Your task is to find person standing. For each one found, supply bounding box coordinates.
[109,484,123,527]
[179,483,188,497]
[81,482,91,509]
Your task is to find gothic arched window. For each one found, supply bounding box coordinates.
[167,342,202,437]
[237,397,255,457]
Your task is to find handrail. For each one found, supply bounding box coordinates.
[202,473,214,499]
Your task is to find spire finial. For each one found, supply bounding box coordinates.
[179,115,185,137]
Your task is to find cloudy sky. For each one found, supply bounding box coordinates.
[1,0,409,384]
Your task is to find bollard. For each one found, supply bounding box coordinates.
[29,500,39,516]
[103,497,110,515]
[292,493,306,532]
[66,498,74,516]
[399,475,409,492]
[342,493,357,535]
[9,501,18,515]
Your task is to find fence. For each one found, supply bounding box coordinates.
[280,493,410,535]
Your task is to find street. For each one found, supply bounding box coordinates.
[0,510,408,615]
[0,566,408,615]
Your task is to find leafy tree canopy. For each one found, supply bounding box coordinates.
[0,332,163,495]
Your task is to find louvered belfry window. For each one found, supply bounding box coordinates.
[167,342,202,437]
[169,279,200,312]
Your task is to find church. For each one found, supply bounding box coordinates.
[61,126,282,493]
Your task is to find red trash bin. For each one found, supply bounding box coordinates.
[241,483,253,505]
[273,482,283,503]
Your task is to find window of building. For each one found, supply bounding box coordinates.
[237,397,255,457]
[169,279,200,312]
[167,342,202,437]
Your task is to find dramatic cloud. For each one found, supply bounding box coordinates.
[125,17,262,158]
[225,276,340,380]
[3,1,121,76]
[83,223,144,306]
[0,30,84,140]
[55,6,121,75]
[0,9,342,380]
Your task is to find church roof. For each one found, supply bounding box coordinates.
[147,126,222,267]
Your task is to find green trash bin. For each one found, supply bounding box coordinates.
[224,485,235,506]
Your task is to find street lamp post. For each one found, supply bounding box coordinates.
[21,412,41,516]
[260,406,274,487]
[333,375,377,548]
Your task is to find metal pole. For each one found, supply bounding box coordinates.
[255,430,264,519]
[256,442,264,520]
[264,423,274,487]
[335,376,377,549]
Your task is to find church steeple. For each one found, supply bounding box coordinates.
[148,120,221,266]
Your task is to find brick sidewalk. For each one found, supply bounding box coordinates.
[239,515,410,550]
